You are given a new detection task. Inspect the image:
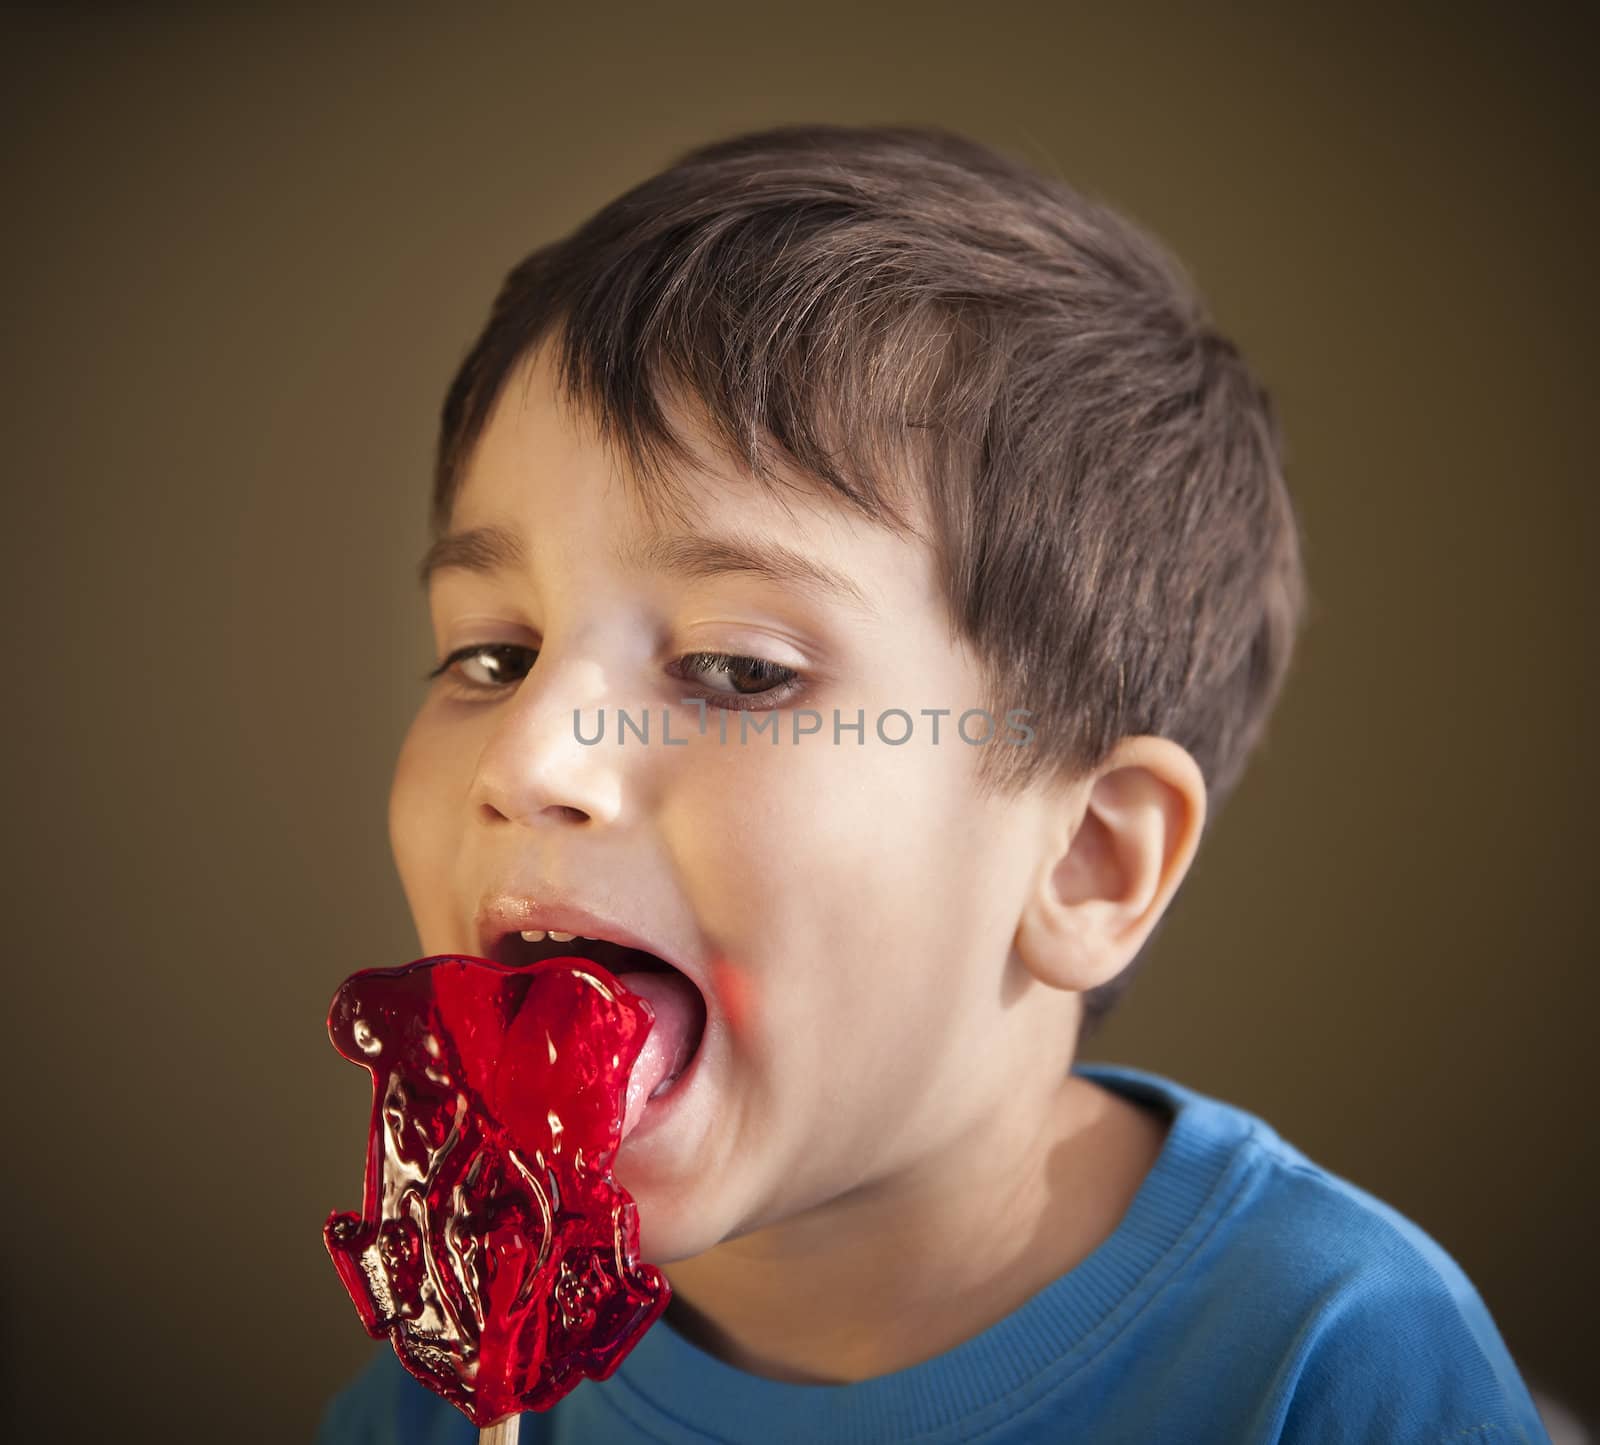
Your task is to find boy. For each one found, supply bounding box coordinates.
[317,123,1552,1442]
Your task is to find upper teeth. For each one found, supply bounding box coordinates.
[521,929,585,943]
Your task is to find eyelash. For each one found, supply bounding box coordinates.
[422,643,804,712]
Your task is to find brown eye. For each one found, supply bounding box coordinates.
[675,652,794,695]
[668,651,803,709]
[427,643,537,692]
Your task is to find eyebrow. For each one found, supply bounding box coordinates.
[419,522,874,614]
[615,529,875,613]
[416,524,525,587]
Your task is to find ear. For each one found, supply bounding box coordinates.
[1015,737,1207,994]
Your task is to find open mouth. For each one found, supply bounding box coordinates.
[489,930,709,1103]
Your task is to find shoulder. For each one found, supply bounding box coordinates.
[1217,1127,1552,1444]
[1079,1067,1550,1444]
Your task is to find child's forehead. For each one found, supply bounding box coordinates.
[442,481,908,629]
[471,344,932,559]
[435,390,929,629]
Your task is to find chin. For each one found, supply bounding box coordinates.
[627,1184,729,1267]
[633,1204,725,1267]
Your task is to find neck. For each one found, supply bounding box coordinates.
[661,1071,1166,1384]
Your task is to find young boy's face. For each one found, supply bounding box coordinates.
[390,341,1080,1266]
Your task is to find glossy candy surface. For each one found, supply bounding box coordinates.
[324,955,671,1427]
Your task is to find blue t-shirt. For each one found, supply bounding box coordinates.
[315,1062,1552,1443]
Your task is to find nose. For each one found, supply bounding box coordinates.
[470,653,626,829]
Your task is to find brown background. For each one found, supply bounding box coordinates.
[3,4,1592,1440]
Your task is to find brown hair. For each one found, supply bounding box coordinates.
[430,122,1309,1048]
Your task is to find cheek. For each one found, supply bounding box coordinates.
[661,731,906,921]
[663,736,987,1006]
[672,725,964,846]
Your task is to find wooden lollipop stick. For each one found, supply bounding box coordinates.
[479,1417,521,1444]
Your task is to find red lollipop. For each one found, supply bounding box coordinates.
[323,955,672,1429]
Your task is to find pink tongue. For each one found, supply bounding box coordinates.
[619,969,701,1142]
